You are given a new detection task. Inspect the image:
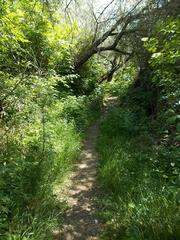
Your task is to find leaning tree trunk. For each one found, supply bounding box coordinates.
[73,0,180,70]
[73,0,145,70]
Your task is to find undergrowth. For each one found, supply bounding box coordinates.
[97,99,179,240]
[0,85,103,239]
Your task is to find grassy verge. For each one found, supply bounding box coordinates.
[97,105,179,240]
[0,91,103,240]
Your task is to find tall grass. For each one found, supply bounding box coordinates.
[0,87,103,239]
[97,106,179,240]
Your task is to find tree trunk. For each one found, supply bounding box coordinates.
[74,48,97,70]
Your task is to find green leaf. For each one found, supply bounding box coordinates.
[176,123,180,132]
[167,116,177,124]
[165,109,175,116]
[174,135,180,142]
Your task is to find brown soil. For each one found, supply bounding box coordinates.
[53,122,102,240]
[52,97,118,240]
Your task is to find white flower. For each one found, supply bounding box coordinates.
[151,52,162,58]
[141,37,149,42]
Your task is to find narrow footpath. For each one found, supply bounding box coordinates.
[53,97,118,240]
[53,122,102,240]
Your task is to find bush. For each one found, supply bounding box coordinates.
[0,70,103,239]
[59,89,103,130]
[144,18,180,144]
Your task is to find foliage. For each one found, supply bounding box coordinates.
[97,22,180,237]
[0,73,75,238]
[70,56,106,95]
[98,103,179,240]
[58,91,103,130]
[101,65,137,97]
[1,1,179,239]
[0,70,102,238]
[0,0,78,83]
[144,18,180,144]
[0,1,104,238]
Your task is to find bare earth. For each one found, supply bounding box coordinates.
[53,121,102,240]
[53,97,118,240]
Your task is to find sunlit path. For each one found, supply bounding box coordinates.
[53,122,102,240]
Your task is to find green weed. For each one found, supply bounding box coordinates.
[97,106,179,240]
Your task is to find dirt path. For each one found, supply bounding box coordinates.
[53,121,102,240]
[53,97,118,240]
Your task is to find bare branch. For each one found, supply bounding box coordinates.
[92,0,116,43]
[97,0,115,21]
[65,0,74,12]
[99,53,133,84]
[74,0,146,69]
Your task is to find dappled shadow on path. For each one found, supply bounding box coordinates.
[52,123,102,240]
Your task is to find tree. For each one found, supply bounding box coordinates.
[73,0,180,70]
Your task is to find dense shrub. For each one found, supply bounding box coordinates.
[144,18,180,144]
[0,75,72,238]
[97,22,180,238]
[0,66,104,238]
[59,89,103,129]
